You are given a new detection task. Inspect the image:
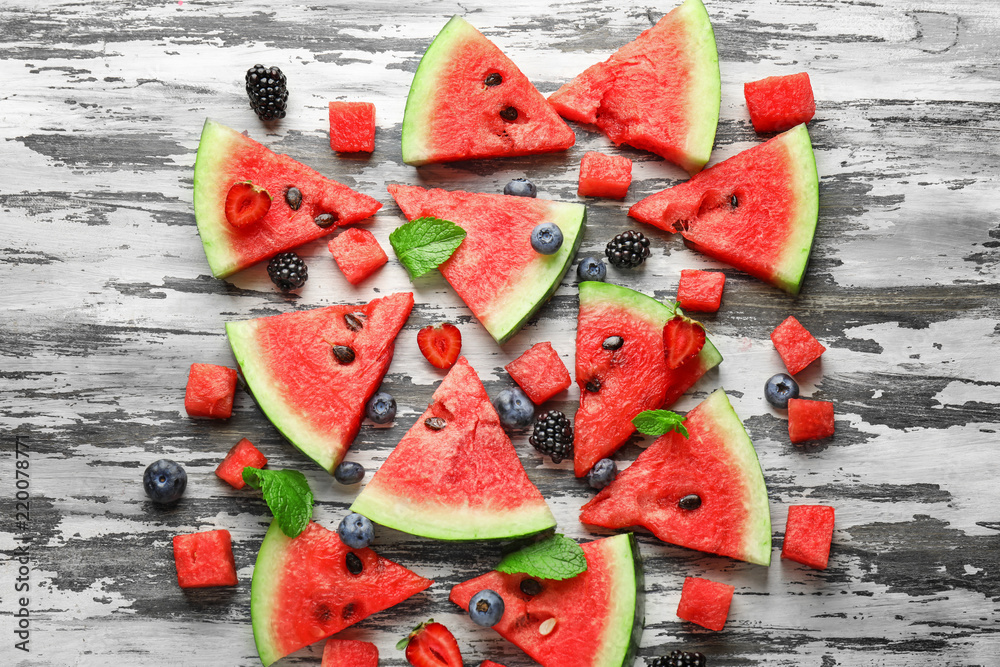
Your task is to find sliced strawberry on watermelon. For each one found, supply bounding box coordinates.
[350,357,556,541]
[549,0,720,174]
[449,533,643,667]
[328,101,376,153]
[417,323,463,369]
[322,639,378,667]
[389,185,585,344]
[676,576,734,631]
[226,292,413,473]
[782,505,835,569]
[404,621,463,667]
[574,281,722,477]
[225,181,272,227]
[193,119,382,278]
[401,16,575,166]
[629,124,819,294]
[251,520,432,667]
[580,388,772,565]
[663,315,706,369]
[745,72,816,134]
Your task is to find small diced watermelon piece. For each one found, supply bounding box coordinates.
[322,638,379,667]
[329,101,376,153]
[215,438,268,489]
[172,529,238,589]
[184,363,238,419]
[676,576,734,631]
[578,151,632,199]
[771,316,826,374]
[481,662,508,667]
[744,72,816,133]
[677,269,726,312]
[782,505,835,569]
[787,398,835,443]
[328,227,388,284]
[504,341,572,404]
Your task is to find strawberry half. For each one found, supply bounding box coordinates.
[225,181,271,227]
[417,323,462,369]
[403,620,463,667]
[663,315,706,369]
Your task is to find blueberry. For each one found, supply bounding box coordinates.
[337,512,374,549]
[469,589,505,626]
[587,458,618,489]
[365,391,396,424]
[493,386,535,429]
[577,256,607,282]
[334,461,365,485]
[143,459,187,504]
[765,373,800,409]
[530,223,563,255]
[504,178,537,198]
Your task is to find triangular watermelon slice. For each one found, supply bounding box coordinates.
[574,281,722,477]
[226,292,413,473]
[389,184,585,344]
[629,124,820,294]
[350,357,556,540]
[548,0,720,174]
[251,520,432,667]
[449,533,643,667]
[580,388,772,565]
[193,119,382,277]
[401,16,576,166]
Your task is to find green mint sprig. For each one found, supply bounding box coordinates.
[496,533,587,580]
[242,468,314,538]
[389,216,467,278]
[632,410,689,438]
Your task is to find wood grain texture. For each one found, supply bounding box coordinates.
[1,0,998,665]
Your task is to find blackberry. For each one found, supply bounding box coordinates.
[530,411,573,464]
[649,650,707,667]
[267,252,307,291]
[605,230,651,269]
[246,65,288,121]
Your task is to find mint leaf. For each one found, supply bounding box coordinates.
[496,534,587,580]
[389,217,466,278]
[242,468,314,538]
[632,410,689,438]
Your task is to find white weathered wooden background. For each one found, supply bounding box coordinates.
[1,0,998,665]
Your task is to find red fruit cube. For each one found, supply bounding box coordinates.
[505,342,572,404]
[328,227,388,284]
[771,316,826,375]
[578,151,632,199]
[184,363,238,419]
[744,72,816,133]
[322,638,379,667]
[782,505,835,569]
[215,438,268,490]
[787,398,835,443]
[173,529,238,589]
[329,101,376,153]
[677,269,726,313]
[481,662,508,667]
[676,576,734,631]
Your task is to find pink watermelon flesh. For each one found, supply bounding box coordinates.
[787,398,835,444]
[629,124,819,294]
[782,505,835,569]
[350,357,556,540]
[321,638,379,667]
[173,529,238,589]
[226,292,413,473]
[328,227,388,285]
[676,269,725,313]
[193,119,382,278]
[580,388,772,565]
[329,101,376,153]
[676,576,734,631]
[481,662,508,667]
[744,72,815,134]
[184,363,238,419]
[577,152,632,199]
[505,341,572,404]
[771,315,826,374]
[215,438,267,489]
[251,521,432,667]
[548,0,719,173]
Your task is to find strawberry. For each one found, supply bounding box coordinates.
[663,315,705,369]
[225,181,271,227]
[417,323,462,369]
[402,620,463,667]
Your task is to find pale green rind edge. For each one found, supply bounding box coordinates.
[677,0,721,174]
[193,118,243,278]
[591,533,645,667]
[250,519,291,667]
[772,123,820,295]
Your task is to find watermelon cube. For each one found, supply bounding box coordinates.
[782,505,835,569]
[322,638,379,667]
[215,438,268,489]
[577,151,632,199]
[184,363,238,419]
[744,72,815,133]
[677,269,726,312]
[676,576,734,631]
[328,228,388,284]
[771,316,826,375]
[504,341,572,404]
[329,101,376,153]
[787,398,835,443]
[481,662,507,667]
[172,529,238,588]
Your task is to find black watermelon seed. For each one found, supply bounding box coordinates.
[332,345,356,364]
[344,313,364,331]
[678,494,702,510]
[425,417,447,430]
[345,552,363,575]
[602,336,624,351]
[586,379,602,393]
[520,578,543,596]
[314,212,339,228]
[500,106,518,121]
[730,194,739,208]
[285,187,302,210]
[485,72,503,86]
